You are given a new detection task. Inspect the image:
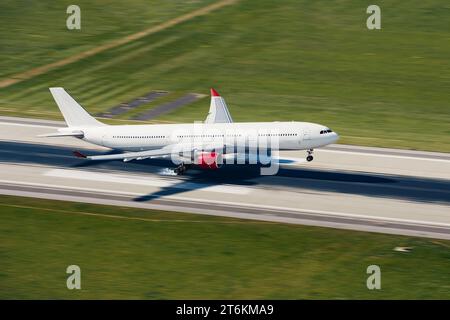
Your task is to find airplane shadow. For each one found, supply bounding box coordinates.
[0,141,449,205]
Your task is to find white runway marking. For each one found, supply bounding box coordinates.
[44,168,251,195]
[1,178,449,229]
[319,149,450,163]
[0,121,58,129]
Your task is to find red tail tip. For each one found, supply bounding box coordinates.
[210,88,220,97]
[73,151,87,158]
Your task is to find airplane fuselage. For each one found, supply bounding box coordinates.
[78,121,339,152]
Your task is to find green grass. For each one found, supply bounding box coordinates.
[0,195,449,299]
[0,0,449,151]
[0,0,216,78]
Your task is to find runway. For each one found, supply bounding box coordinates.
[1,116,449,239]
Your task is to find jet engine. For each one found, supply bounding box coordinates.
[196,152,223,170]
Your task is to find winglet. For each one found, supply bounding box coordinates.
[205,88,233,124]
[73,151,87,158]
[210,88,220,97]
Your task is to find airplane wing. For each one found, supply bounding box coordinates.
[204,88,233,124]
[74,142,225,162]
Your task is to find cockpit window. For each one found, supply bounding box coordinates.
[320,129,333,134]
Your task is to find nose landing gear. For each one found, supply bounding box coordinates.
[306,149,314,162]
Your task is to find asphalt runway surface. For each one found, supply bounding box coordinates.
[132,93,206,120]
[96,90,168,118]
[1,116,449,239]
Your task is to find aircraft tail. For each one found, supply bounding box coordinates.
[49,87,105,127]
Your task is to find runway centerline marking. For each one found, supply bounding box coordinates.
[318,149,450,163]
[285,152,450,163]
[44,168,251,195]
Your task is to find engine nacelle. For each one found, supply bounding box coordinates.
[196,152,223,170]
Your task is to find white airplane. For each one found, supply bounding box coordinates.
[43,87,339,174]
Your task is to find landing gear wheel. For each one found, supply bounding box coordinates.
[174,163,187,175]
[306,149,314,162]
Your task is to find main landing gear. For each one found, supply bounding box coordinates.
[306,149,314,162]
[174,162,189,175]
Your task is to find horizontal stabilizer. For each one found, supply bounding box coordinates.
[38,131,84,138]
[73,151,87,158]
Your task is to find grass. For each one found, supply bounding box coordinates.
[0,195,449,299]
[0,0,449,151]
[0,0,217,78]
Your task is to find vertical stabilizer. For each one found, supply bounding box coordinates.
[49,88,105,127]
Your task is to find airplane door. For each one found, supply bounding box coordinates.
[303,129,311,141]
[298,130,304,145]
[302,129,311,147]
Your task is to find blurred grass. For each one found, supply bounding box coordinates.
[0,0,449,151]
[0,0,216,78]
[0,195,449,299]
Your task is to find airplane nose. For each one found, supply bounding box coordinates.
[332,132,339,143]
